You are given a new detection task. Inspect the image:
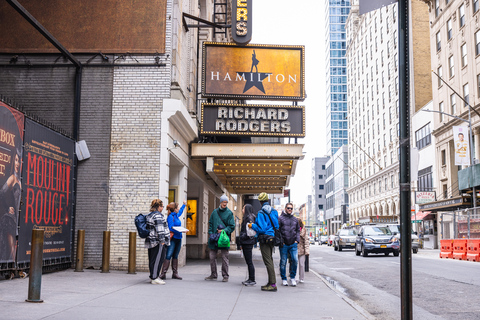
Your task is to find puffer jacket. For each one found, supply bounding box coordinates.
[298,227,310,256]
[278,212,300,246]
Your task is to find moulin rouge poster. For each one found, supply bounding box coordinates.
[17,119,75,263]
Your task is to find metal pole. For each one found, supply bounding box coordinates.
[398,0,413,319]
[101,231,111,273]
[128,232,137,274]
[26,229,44,303]
[75,230,85,272]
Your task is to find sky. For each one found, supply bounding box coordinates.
[251,1,328,205]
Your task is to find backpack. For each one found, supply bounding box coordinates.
[264,212,283,247]
[135,213,150,238]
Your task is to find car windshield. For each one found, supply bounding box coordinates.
[388,225,400,233]
[363,226,392,236]
[339,229,357,236]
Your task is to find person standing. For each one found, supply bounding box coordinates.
[278,203,300,286]
[239,204,257,286]
[297,218,310,283]
[249,192,279,292]
[145,199,170,285]
[160,200,186,280]
[205,195,235,282]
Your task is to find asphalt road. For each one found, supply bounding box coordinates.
[308,243,480,320]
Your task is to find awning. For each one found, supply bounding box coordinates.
[191,143,304,194]
[418,196,472,212]
[411,211,433,223]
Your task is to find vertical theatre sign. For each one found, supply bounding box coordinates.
[17,119,75,264]
[232,0,252,45]
[0,102,24,264]
[202,42,305,100]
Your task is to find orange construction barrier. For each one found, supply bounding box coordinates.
[440,239,453,259]
[452,239,467,260]
[466,239,480,262]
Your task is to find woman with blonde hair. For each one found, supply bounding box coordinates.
[297,218,310,283]
[145,199,170,284]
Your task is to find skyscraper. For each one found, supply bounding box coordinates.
[324,0,351,156]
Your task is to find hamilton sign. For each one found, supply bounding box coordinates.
[200,103,305,137]
[202,42,305,100]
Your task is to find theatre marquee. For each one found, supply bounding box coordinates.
[200,103,305,137]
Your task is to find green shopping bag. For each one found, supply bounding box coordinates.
[217,230,230,248]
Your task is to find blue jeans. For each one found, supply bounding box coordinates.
[165,238,182,260]
[280,243,298,280]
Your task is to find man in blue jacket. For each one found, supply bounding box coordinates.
[278,203,300,286]
[249,192,279,292]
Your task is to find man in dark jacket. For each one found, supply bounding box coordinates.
[278,202,300,286]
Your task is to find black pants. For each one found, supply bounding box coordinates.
[148,244,166,280]
[242,244,255,281]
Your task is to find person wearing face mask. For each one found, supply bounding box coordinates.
[278,203,300,287]
[205,195,235,282]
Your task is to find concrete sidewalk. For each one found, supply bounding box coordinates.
[0,249,372,320]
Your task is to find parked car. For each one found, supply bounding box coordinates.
[334,228,357,251]
[355,224,400,257]
[386,224,420,254]
[327,234,335,246]
[309,237,315,245]
[319,235,328,245]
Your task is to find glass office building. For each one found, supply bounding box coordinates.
[324,0,350,155]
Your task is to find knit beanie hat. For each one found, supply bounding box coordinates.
[258,192,268,202]
[220,194,229,203]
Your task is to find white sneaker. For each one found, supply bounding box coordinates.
[282,279,288,286]
[299,279,304,283]
[290,279,297,287]
[151,278,165,285]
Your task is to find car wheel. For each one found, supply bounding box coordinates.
[338,245,342,252]
[334,242,338,251]
[393,250,400,257]
[355,245,360,256]
[361,245,368,257]
[385,252,389,256]
[412,248,418,254]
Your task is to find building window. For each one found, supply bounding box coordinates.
[436,31,441,51]
[474,0,479,14]
[461,43,467,67]
[476,30,480,56]
[319,174,323,179]
[447,19,453,40]
[319,185,324,190]
[437,66,443,87]
[448,55,455,78]
[318,195,322,198]
[418,166,433,191]
[459,4,465,28]
[435,0,440,17]
[451,93,457,115]
[439,101,444,122]
[322,165,325,170]
[477,74,480,98]
[463,83,469,107]
[441,149,446,166]
[318,205,324,210]
[415,123,431,150]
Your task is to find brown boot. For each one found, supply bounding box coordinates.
[159,259,170,280]
[172,259,182,280]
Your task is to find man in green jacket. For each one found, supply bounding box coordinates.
[205,195,235,282]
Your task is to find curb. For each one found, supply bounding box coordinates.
[310,269,376,320]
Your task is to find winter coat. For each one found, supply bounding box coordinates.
[239,204,256,246]
[208,206,235,250]
[251,202,279,237]
[278,212,300,246]
[298,227,310,256]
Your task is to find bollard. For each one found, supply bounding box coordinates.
[26,229,44,303]
[305,254,309,272]
[128,232,136,274]
[75,230,85,272]
[101,230,111,273]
